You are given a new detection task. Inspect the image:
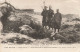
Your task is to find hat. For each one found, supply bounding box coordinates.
[44,6,48,8]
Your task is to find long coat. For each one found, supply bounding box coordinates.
[54,12,62,29]
[47,9,54,27]
[41,10,48,26]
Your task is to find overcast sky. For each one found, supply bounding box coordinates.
[0,0,80,15]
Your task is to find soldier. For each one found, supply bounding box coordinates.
[47,6,54,29]
[41,6,48,28]
[54,9,62,33]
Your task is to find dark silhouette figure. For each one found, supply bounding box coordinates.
[47,6,54,29]
[54,9,62,33]
[41,6,48,28]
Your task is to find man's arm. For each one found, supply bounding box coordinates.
[60,13,62,21]
[52,10,54,15]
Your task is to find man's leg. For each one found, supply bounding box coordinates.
[43,26,45,28]
[58,29,59,32]
[49,27,50,30]
[52,28,53,30]
[45,26,47,29]
[54,28,56,33]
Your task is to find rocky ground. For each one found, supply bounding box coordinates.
[0,11,80,45]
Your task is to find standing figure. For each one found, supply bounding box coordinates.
[41,6,48,28]
[54,9,62,33]
[47,6,54,29]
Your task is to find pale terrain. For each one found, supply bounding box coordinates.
[0,10,80,45]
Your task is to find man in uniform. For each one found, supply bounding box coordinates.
[54,9,62,33]
[47,6,54,29]
[41,6,48,28]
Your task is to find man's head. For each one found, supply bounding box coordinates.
[49,5,52,10]
[44,6,48,10]
[56,9,59,13]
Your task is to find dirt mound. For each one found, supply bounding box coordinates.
[53,24,80,43]
[1,33,35,44]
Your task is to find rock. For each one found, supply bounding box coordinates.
[19,25,36,35]
[1,33,36,44]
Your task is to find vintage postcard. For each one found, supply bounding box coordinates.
[0,0,80,52]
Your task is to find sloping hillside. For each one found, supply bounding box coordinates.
[0,2,80,44]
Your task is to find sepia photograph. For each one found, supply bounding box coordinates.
[0,0,80,46]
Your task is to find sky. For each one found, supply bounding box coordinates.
[0,0,80,15]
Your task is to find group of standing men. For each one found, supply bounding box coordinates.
[41,6,62,33]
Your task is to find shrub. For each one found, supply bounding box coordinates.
[72,18,80,21]
[61,24,72,30]
[53,30,80,43]
[74,24,80,28]
[1,33,33,44]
